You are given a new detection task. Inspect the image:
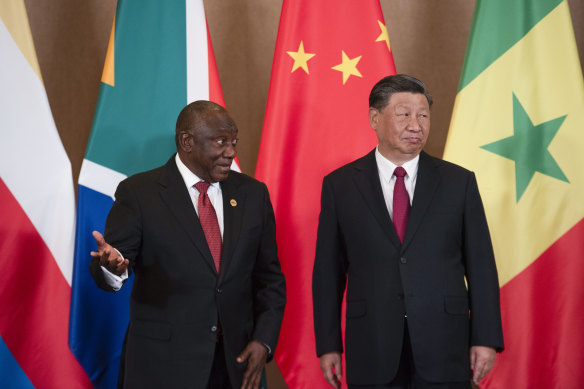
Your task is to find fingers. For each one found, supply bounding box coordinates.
[332,357,342,386]
[111,257,130,274]
[320,352,342,389]
[239,342,267,389]
[90,231,129,276]
[470,346,496,384]
[237,344,251,364]
[240,368,261,389]
[472,358,486,384]
[92,230,105,249]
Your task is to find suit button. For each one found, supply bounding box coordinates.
[216,288,222,294]
[400,257,407,264]
[211,325,217,332]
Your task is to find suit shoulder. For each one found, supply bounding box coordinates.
[425,153,475,177]
[226,170,269,191]
[324,152,373,182]
[119,164,166,189]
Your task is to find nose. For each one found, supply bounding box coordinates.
[223,143,237,159]
[406,115,422,131]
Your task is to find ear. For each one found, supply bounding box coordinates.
[368,107,379,130]
[178,131,192,153]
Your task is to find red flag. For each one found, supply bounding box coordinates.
[255,1,396,387]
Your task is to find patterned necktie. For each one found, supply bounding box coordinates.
[393,167,410,243]
[194,181,222,273]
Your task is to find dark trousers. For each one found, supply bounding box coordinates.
[207,337,232,389]
[349,320,471,389]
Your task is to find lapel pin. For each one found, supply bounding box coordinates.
[230,199,237,207]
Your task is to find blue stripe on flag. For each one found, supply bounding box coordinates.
[69,185,134,389]
[0,336,34,389]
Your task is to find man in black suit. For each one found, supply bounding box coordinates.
[312,75,503,389]
[89,101,286,389]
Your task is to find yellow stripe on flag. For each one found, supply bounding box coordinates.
[445,1,584,286]
[101,15,115,86]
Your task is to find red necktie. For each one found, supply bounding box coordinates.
[393,167,410,243]
[194,181,222,273]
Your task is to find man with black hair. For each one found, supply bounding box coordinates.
[313,75,503,389]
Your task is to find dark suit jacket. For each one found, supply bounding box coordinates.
[90,156,286,389]
[313,150,503,385]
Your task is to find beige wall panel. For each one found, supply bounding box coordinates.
[24,0,116,182]
[204,0,282,174]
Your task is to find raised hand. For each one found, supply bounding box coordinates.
[90,230,129,276]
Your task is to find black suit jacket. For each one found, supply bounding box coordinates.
[313,150,503,385]
[90,156,286,388]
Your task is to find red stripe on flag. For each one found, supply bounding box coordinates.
[0,179,92,388]
[482,218,584,389]
[206,20,225,109]
[256,1,396,386]
[205,18,241,170]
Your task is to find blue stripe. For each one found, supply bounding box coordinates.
[0,336,34,389]
[69,185,134,389]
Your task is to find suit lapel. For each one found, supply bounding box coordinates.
[219,174,245,282]
[353,151,402,250]
[402,151,440,250]
[158,157,217,273]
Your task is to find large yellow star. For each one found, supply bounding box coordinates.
[375,20,391,52]
[286,41,316,74]
[331,50,362,84]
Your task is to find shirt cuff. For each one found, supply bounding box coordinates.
[100,248,128,291]
[261,342,272,357]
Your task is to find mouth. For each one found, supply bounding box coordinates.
[216,163,232,173]
[403,137,422,144]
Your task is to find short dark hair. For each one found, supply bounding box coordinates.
[174,100,227,146]
[369,74,433,111]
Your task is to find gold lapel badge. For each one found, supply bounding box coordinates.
[230,199,237,207]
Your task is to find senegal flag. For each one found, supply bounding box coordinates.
[68,1,230,388]
[444,0,584,387]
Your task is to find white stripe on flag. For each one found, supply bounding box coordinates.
[0,20,75,285]
[78,159,127,200]
[186,0,210,103]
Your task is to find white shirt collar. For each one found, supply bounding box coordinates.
[175,153,221,192]
[375,147,420,182]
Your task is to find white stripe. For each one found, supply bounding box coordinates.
[186,0,210,103]
[0,20,75,285]
[185,1,240,173]
[78,159,127,200]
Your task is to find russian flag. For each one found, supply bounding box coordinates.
[0,1,91,387]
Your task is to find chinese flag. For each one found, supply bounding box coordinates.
[255,1,396,387]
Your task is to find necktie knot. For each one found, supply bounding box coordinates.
[393,166,407,178]
[195,181,210,194]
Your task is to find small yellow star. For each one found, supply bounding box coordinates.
[286,41,316,74]
[331,50,362,84]
[375,20,391,52]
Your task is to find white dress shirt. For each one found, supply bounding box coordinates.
[101,154,225,290]
[374,146,419,220]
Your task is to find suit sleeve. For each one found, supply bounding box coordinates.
[312,177,348,357]
[89,178,142,292]
[463,172,504,352]
[251,183,286,357]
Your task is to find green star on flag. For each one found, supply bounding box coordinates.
[481,93,568,201]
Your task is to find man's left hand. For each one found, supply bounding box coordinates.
[237,340,268,389]
[470,346,496,384]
